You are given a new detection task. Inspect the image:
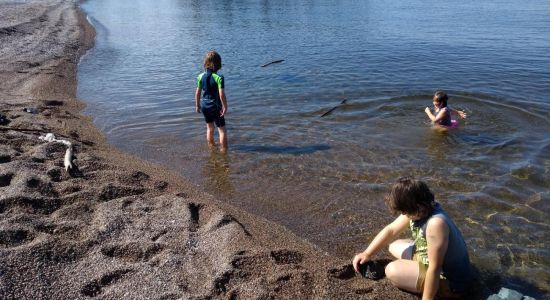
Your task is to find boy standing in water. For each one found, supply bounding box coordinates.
[352,178,472,299]
[195,51,228,151]
[425,91,467,127]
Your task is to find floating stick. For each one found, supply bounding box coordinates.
[261,60,284,67]
[320,99,347,117]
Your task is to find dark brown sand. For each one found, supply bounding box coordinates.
[0,1,417,299]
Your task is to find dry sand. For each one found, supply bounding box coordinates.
[0,0,418,298]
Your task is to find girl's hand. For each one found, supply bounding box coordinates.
[425,107,431,114]
[196,105,201,113]
[457,110,467,119]
[220,106,227,117]
[352,252,370,273]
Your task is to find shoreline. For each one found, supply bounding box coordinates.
[0,1,419,298]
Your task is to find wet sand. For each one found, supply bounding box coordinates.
[0,0,421,299]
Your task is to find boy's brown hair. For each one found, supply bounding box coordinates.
[204,51,222,72]
[385,177,434,216]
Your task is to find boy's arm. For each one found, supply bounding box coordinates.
[451,108,467,119]
[352,214,410,272]
[195,88,201,113]
[219,88,228,117]
[422,217,449,300]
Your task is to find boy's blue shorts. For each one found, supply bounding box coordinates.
[201,106,225,127]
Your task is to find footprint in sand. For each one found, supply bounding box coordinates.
[80,269,133,297]
[0,173,14,187]
[0,228,34,248]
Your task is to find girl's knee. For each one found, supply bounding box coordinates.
[388,241,400,257]
[385,260,421,293]
[385,262,398,282]
[388,239,413,259]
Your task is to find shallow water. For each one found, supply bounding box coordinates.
[78,0,550,296]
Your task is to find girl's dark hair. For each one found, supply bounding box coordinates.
[433,90,448,108]
[204,51,222,71]
[385,177,435,215]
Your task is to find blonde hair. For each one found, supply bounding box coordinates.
[203,51,222,71]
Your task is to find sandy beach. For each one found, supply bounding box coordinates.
[0,0,423,298]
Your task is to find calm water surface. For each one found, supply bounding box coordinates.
[78,0,550,296]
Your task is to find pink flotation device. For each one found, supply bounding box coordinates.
[449,119,459,128]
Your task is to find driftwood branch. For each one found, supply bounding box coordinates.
[38,133,74,172]
[261,60,284,67]
[320,99,347,117]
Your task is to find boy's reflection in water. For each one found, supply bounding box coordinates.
[202,149,234,197]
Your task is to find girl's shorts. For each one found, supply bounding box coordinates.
[402,243,466,299]
[415,257,464,299]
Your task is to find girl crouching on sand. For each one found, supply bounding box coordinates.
[352,178,472,299]
[424,91,467,127]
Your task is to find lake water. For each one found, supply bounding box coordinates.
[77,0,550,296]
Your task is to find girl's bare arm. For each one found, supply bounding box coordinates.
[422,217,449,300]
[352,214,410,272]
[451,108,467,119]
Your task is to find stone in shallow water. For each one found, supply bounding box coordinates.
[487,287,525,300]
[498,287,523,300]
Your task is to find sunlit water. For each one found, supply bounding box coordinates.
[77,0,550,296]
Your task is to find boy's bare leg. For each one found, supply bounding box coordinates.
[206,123,215,147]
[218,126,227,151]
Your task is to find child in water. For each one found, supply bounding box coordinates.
[425,91,467,127]
[195,51,229,151]
[352,177,472,299]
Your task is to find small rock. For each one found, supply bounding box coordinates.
[497,287,523,300]
[358,260,384,280]
[0,113,8,125]
[23,107,39,114]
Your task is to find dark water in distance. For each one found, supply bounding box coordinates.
[77,0,550,296]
